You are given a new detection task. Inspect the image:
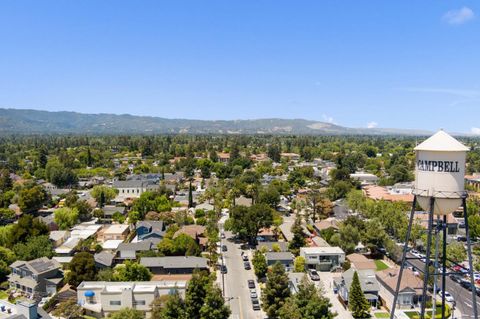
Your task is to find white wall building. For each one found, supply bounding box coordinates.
[77,281,187,318]
[300,246,345,271]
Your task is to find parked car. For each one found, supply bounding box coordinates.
[222,245,228,252]
[460,280,473,291]
[438,291,454,303]
[242,255,249,261]
[308,269,320,281]
[221,232,226,239]
[450,274,463,283]
[252,298,261,311]
[250,289,257,299]
[244,262,251,270]
[248,279,255,289]
[220,265,228,274]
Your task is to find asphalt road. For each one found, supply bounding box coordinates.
[217,228,266,319]
[406,253,480,318]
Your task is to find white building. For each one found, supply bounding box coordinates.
[350,172,379,186]
[77,281,187,318]
[300,246,345,271]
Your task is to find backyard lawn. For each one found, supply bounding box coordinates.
[0,290,8,300]
[375,259,389,271]
[374,312,390,318]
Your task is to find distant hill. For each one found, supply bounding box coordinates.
[0,108,432,135]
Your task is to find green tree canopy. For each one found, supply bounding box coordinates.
[13,235,53,261]
[261,262,291,319]
[348,271,371,318]
[113,261,152,281]
[228,203,274,243]
[66,252,97,287]
[54,207,79,230]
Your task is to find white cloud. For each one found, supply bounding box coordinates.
[322,114,336,124]
[472,127,480,135]
[367,121,378,129]
[443,7,475,25]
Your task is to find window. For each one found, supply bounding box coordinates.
[135,300,146,306]
[110,300,121,306]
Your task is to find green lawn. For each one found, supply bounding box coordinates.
[374,312,390,318]
[374,259,389,271]
[0,290,7,300]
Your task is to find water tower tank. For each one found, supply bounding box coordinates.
[413,130,469,215]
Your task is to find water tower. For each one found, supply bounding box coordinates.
[390,130,477,319]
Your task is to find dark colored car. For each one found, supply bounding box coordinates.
[220,265,227,274]
[248,279,255,289]
[460,280,473,291]
[222,245,228,252]
[252,298,261,311]
[244,262,251,270]
[242,255,249,261]
[450,274,463,283]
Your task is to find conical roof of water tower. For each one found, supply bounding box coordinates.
[414,130,469,152]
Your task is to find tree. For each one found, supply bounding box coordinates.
[73,200,93,222]
[52,298,84,319]
[446,241,467,266]
[113,261,152,281]
[112,211,126,224]
[229,203,274,244]
[54,207,79,230]
[152,290,186,319]
[7,214,49,246]
[66,252,97,287]
[13,235,53,260]
[289,214,306,256]
[199,285,231,319]
[158,234,201,257]
[185,270,211,319]
[0,169,13,192]
[0,208,15,223]
[279,276,335,319]
[96,267,114,281]
[348,271,371,318]
[258,185,281,209]
[91,185,118,207]
[252,250,268,279]
[306,191,332,223]
[363,219,387,254]
[128,210,141,224]
[267,144,281,163]
[17,185,47,213]
[108,308,144,319]
[188,181,194,208]
[262,262,291,319]
[468,214,480,239]
[294,256,306,272]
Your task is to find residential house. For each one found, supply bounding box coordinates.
[94,252,115,268]
[256,242,289,252]
[350,172,379,186]
[334,268,380,308]
[280,153,300,161]
[376,267,428,310]
[257,228,277,242]
[313,218,340,233]
[97,224,130,243]
[48,230,70,248]
[101,206,127,219]
[77,280,187,318]
[136,221,166,242]
[113,180,157,201]
[0,299,51,319]
[265,252,294,271]
[287,272,308,294]
[217,152,230,163]
[8,257,63,298]
[116,241,154,260]
[363,185,414,203]
[140,257,208,274]
[300,246,345,272]
[346,253,377,271]
[173,225,208,250]
[413,211,459,235]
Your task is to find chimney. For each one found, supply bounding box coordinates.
[16,300,38,319]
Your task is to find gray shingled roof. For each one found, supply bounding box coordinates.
[265,252,294,261]
[140,256,208,269]
[117,241,152,251]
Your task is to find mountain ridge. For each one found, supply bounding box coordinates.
[0,107,433,135]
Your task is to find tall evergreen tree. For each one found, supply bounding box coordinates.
[188,181,194,208]
[152,290,186,319]
[348,271,371,318]
[261,262,291,319]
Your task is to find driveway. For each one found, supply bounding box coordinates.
[317,271,354,318]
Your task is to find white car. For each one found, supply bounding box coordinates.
[439,291,454,303]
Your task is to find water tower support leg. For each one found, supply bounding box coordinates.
[463,197,478,319]
[420,197,435,319]
[390,196,417,319]
[441,214,447,319]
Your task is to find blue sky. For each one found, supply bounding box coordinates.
[0,1,479,133]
